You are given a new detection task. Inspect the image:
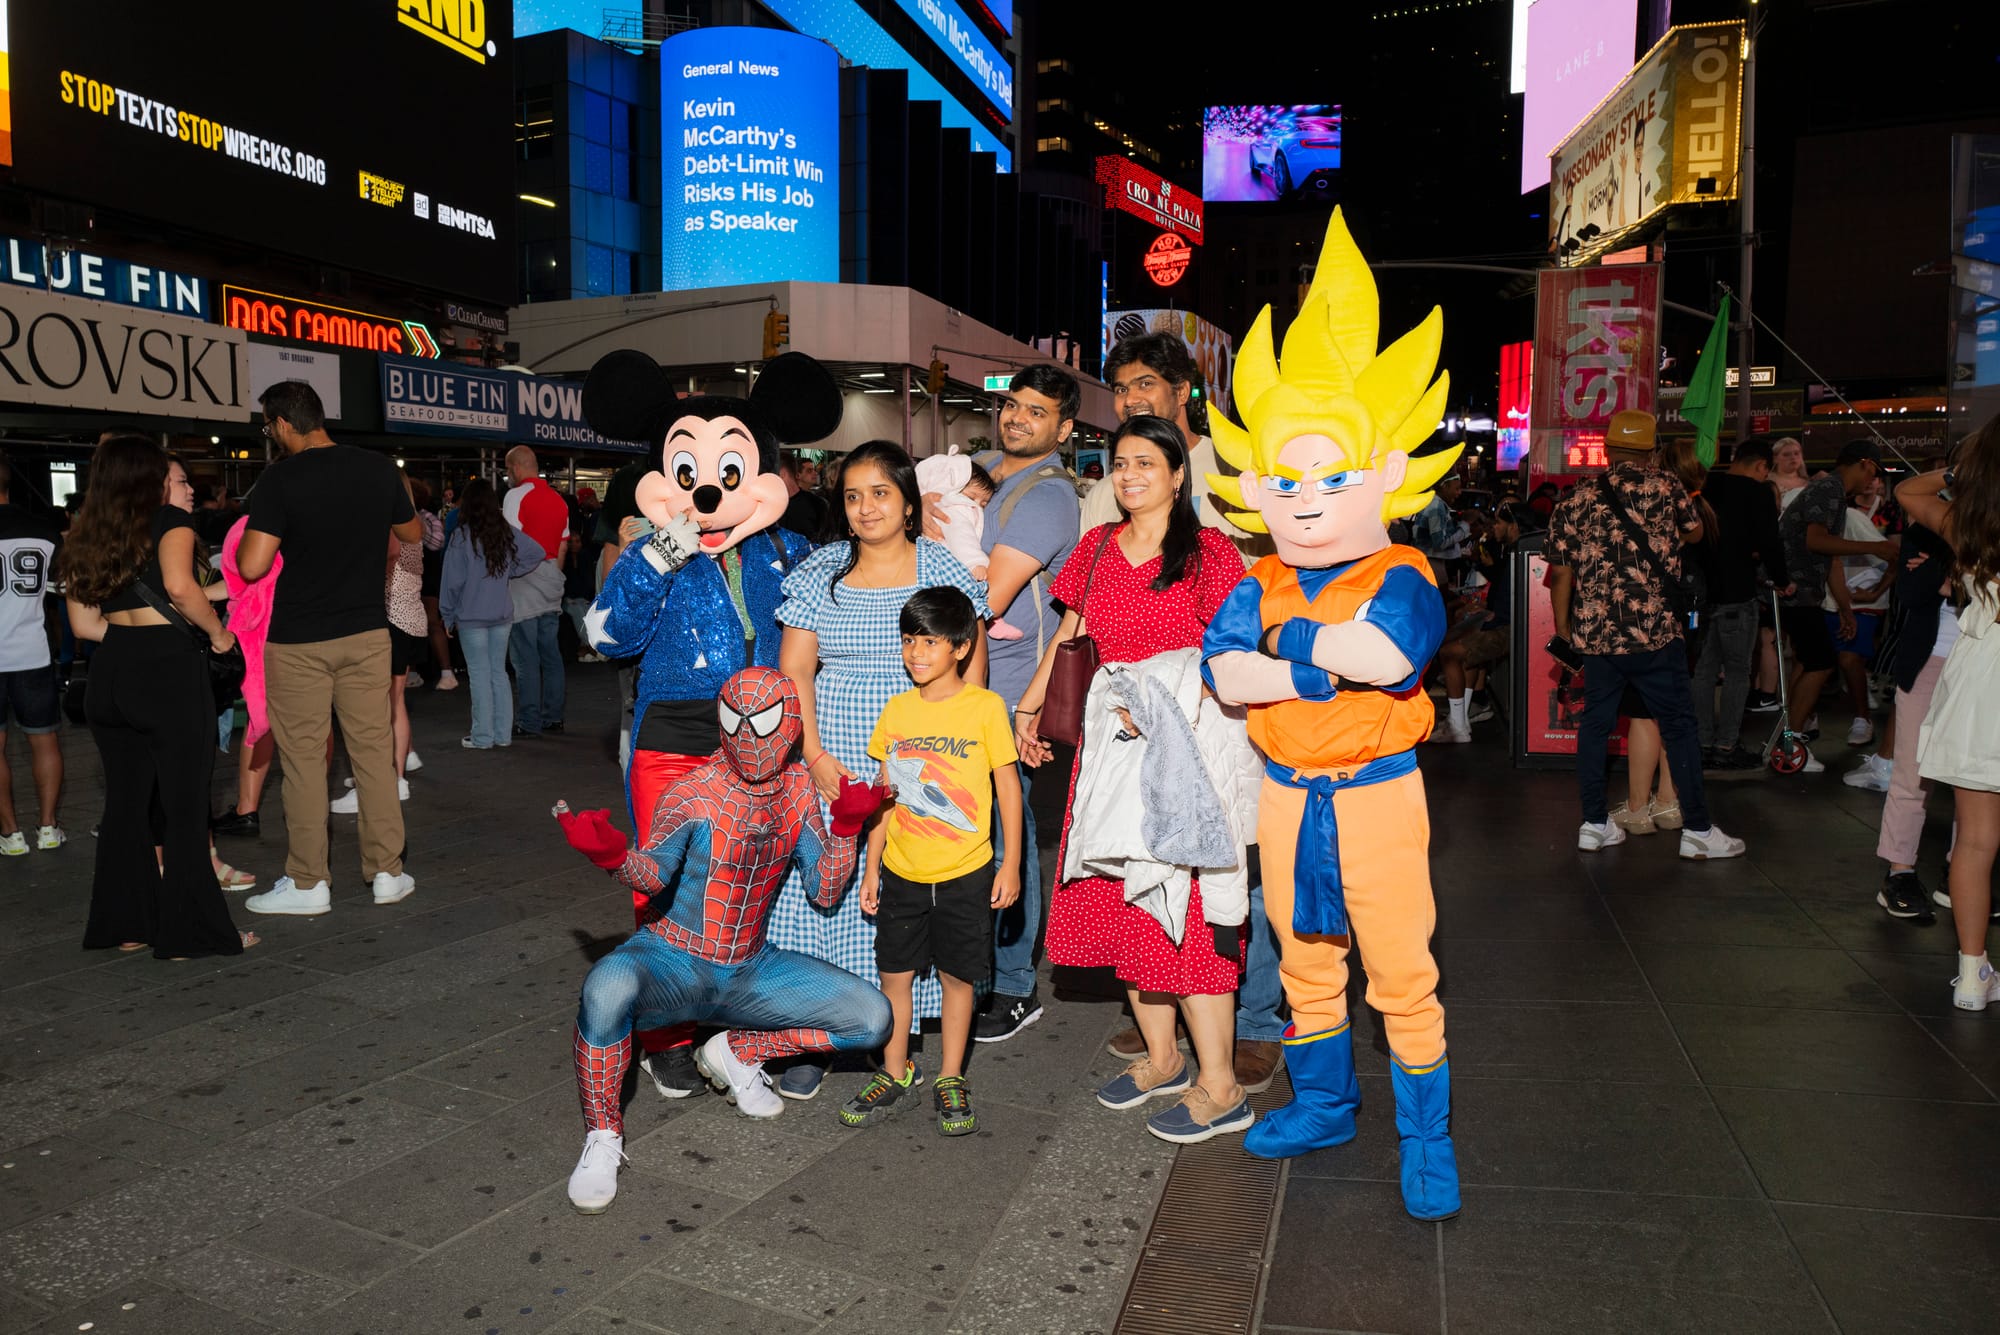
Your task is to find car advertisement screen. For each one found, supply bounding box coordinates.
[662,27,839,290]
[1202,105,1343,203]
[1520,0,1638,193]
[5,1,515,305]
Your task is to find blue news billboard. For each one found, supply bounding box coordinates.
[662,27,839,290]
[889,0,1012,120]
[514,1,602,37]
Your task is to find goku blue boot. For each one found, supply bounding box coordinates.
[1390,1056,1461,1221]
[1242,1021,1360,1160]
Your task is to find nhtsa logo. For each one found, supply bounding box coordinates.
[396,0,496,65]
[437,204,496,239]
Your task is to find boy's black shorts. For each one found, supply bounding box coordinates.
[875,864,995,985]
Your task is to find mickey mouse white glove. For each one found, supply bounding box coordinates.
[641,512,705,575]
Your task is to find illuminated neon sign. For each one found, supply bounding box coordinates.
[1142,232,1191,287]
[1095,157,1203,244]
[223,285,437,358]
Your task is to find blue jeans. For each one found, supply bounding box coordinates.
[992,766,1041,997]
[1577,641,1711,831]
[459,623,513,748]
[1235,873,1286,1042]
[508,611,565,732]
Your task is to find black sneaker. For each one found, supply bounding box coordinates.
[1706,746,1763,771]
[513,724,542,739]
[935,1075,976,1136]
[211,807,260,838]
[544,721,565,734]
[1745,690,1782,714]
[639,1045,706,1099]
[838,1061,922,1127]
[1930,863,2000,920]
[1877,872,1935,924]
[973,987,1044,1044]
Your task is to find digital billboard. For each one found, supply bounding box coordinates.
[1202,106,1342,203]
[1520,0,1639,193]
[757,0,1010,167]
[6,2,515,305]
[888,0,1012,120]
[662,27,839,291]
[0,2,12,166]
[515,1,604,38]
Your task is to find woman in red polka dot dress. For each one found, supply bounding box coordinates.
[1013,416,1252,1144]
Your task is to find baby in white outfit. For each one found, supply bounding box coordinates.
[915,450,1020,639]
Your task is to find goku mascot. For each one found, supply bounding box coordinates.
[554,668,890,1214]
[578,349,840,1098]
[1200,209,1463,1221]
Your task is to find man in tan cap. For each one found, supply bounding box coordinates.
[1545,410,1747,859]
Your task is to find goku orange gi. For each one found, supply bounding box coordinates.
[1200,208,1463,1221]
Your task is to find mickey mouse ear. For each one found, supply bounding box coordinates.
[749,352,844,445]
[582,349,676,443]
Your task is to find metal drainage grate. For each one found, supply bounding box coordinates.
[1113,1071,1293,1335]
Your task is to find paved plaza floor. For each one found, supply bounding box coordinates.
[1,668,1996,1334]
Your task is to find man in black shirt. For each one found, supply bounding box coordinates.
[1692,437,1794,767]
[778,453,828,541]
[237,381,422,916]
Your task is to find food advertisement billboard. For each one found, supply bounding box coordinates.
[1547,21,1743,260]
[6,1,515,305]
[1519,0,1639,194]
[662,27,839,290]
[1202,105,1342,203]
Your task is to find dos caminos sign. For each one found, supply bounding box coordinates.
[662,27,838,290]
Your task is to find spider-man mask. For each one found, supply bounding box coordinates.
[717,667,801,783]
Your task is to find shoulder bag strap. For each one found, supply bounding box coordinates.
[129,576,206,647]
[1597,475,1680,590]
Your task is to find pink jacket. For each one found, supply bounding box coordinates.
[220,516,281,745]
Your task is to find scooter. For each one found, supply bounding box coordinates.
[1762,586,1815,773]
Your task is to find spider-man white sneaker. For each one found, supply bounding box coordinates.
[566,1129,625,1214]
[695,1032,783,1118]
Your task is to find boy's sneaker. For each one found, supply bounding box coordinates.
[0,831,27,856]
[1801,751,1826,774]
[1146,1087,1255,1145]
[1096,1056,1193,1111]
[694,1032,782,1118]
[838,1061,923,1127]
[35,825,65,850]
[974,987,1043,1043]
[777,1063,826,1101]
[1577,821,1626,852]
[1746,690,1782,714]
[245,876,332,915]
[1679,826,1748,860]
[1878,872,1935,924]
[566,1129,625,1214]
[639,1045,705,1098]
[935,1075,976,1136]
[1951,958,2000,1012]
[1846,717,1875,747]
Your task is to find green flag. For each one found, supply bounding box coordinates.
[1681,294,1732,468]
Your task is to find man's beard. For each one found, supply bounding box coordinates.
[999,432,1054,457]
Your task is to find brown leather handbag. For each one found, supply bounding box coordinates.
[1038,525,1116,747]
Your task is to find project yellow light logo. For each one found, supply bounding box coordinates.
[396,0,493,65]
[359,170,406,207]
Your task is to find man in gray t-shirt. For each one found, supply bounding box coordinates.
[929,365,1080,1040]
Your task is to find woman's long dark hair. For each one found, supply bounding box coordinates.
[1111,415,1202,593]
[457,478,518,578]
[58,435,169,606]
[827,440,922,600]
[1951,414,2000,590]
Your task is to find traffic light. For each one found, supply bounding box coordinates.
[926,358,947,395]
[762,310,790,359]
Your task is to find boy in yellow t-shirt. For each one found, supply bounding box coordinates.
[843,587,1022,1136]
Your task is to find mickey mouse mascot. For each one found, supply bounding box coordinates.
[578,349,842,1096]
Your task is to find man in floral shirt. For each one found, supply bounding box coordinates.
[1547,411,1747,859]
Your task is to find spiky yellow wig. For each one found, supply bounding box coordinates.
[1208,209,1461,533]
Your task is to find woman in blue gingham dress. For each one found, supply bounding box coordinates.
[771,445,988,1032]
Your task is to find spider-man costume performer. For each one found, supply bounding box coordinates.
[556,667,889,1214]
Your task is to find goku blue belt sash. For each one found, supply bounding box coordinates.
[1267,750,1419,936]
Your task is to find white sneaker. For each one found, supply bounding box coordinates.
[404,750,423,773]
[1802,751,1826,774]
[1468,701,1497,724]
[566,1129,626,1214]
[35,825,66,850]
[1952,959,2000,1012]
[1429,720,1473,744]
[1846,717,1875,747]
[329,789,359,814]
[1842,755,1892,792]
[399,778,410,801]
[246,876,332,916]
[1679,825,1748,860]
[435,669,460,691]
[1578,820,1627,852]
[0,830,27,856]
[694,1032,783,1118]
[371,871,416,905]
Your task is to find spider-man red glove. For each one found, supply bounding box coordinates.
[829,778,890,838]
[552,801,629,870]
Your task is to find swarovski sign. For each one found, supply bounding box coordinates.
[0,286,246,419]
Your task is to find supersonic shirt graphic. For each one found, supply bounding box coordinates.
[868,685,1017,883]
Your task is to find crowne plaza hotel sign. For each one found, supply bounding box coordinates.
[0,286,246,419]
